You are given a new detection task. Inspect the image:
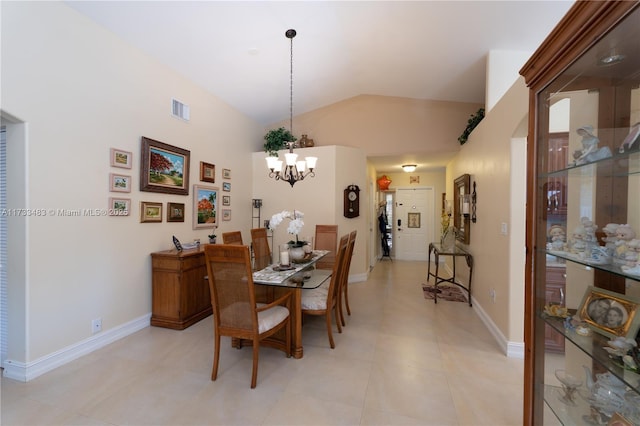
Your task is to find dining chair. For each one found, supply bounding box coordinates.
[301,233,349,349]
[204,244,291,388]
[314,225,338,270]
[338,230,357,326]
[251,228,272,271]
[222,231,243,245]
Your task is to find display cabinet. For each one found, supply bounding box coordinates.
[521,2,640,424]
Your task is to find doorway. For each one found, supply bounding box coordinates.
[394,187,434,261]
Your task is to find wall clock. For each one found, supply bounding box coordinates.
[344,185,360,218]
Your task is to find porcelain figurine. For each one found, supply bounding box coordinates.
[601,223,620,254]
[547,224,566,251]
[569,225,586,254]
[614,224,637,265]
[572,125,612,166]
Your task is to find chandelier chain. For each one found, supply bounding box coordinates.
[289,31,294,137]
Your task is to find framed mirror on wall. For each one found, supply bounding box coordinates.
[454,174,471,244]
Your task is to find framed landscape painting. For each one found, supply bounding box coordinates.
[193,185,218,229]
[140,136,190,195]
[109,173,131,193]
[109,197,130,216]
[110,148,132,169]
[140,201,163,223]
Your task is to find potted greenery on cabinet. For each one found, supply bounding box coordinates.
[264,127,297,156]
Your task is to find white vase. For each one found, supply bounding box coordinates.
[289,245,305,261]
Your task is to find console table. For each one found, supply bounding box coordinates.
[150,247,212,329]
[427,242,473,306]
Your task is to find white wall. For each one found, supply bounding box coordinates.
[446,76,530,356]
[486,50,533,113]
[1,2,262,378]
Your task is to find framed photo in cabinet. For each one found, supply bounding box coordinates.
[578,286,640,339]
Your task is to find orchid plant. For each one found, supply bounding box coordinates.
[269,210,305,246]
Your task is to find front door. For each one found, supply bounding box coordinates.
[394,187,434,261]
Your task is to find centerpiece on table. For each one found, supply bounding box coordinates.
[269,210,312,261]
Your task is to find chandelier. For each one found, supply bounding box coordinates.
[266,29,317,187]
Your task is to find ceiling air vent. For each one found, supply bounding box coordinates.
[171,98,190,122]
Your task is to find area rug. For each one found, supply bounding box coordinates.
[422,283,468,303]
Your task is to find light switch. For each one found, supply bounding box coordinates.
[501,223,508,235]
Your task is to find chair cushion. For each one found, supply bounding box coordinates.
[301,288,328,310]
[256,303,289,333]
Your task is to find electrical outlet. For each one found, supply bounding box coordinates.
[91,318,102,334]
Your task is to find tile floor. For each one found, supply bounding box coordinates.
[1,260,524,425]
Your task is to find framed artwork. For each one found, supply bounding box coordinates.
[222,209,231,221]
[110,173,131,193]
[140,136,190,195]
[410,176,420,184]
[108,197,130,216]
[110,148,132,169]
[140,201,163,223]
[222,195,230,206]
[408,212,421,228]
[578,286,640,339]
[167,202,185,222]
[193,185,218,229]
[223,168,231,179]
[222,182,231,192]
[200,161,215,183]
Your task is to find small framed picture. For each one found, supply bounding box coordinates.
[223,168,231,179]
[140,201,163,223]
[110,173,131,193]
[110,148,132,169]
[578,286,640,339]
[222,209,231,221]
[109,197,130,216]
[167,202,185,222]
[410,176,420,184]
[222,182,231,192]
[408,212,421,228]
[222,195,230,206]
[200,161,215,183]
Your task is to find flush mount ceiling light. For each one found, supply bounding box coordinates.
[402,164,417,173]
[265,29,317,187]
[598,50,626,66]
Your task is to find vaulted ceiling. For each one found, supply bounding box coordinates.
[65,1,574,171]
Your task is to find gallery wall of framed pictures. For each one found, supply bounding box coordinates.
[107,137,233,230]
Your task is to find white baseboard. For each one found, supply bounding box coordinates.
[471,297,524,359]
[444,270,524,359]
[2,313,151,382]
[348,272,368,283]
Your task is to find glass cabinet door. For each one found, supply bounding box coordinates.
[533,5,640,425]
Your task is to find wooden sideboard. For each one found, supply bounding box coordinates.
[150,247,212,330]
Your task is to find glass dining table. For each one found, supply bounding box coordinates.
[233,250,331,359]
